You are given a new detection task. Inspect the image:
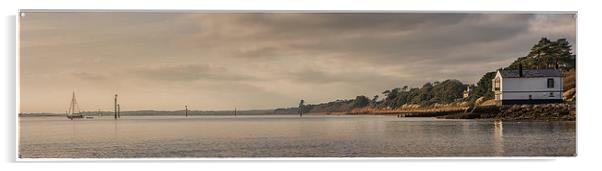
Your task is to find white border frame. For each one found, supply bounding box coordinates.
[14,9,578,162]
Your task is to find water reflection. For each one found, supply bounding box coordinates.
[19,116,576,158]
[493,120,504,156]
[113,120,118,138]
[71,120,76,138]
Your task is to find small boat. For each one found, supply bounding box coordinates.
[66,91,84,120]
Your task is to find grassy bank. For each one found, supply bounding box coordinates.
[341,102,470,117]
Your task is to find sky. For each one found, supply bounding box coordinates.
[19,12,576,113]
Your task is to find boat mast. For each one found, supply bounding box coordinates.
[69,92,73,115]
[68,91,80,115]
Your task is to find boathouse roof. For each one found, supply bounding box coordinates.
[498,69,563,78]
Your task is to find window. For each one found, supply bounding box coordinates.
[547,78,554,88]
[494,77,500,91]
[549,92,554,97]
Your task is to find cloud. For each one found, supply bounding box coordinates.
[285,68,401,85]
[283,14,533,64]
[529,14,576,35]
[131,64,258,82]
[72,72,107,81]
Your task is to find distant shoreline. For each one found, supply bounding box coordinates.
[19,103,576,122]
[18,112,301,117]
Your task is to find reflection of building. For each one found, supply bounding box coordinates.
[492,65,563,105]
[493,120,504,155]
[463,86,471,98]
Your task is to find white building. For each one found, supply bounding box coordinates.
[463,86,471,98]
[492,67,563,105]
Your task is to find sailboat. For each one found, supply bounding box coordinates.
[66,91,84,120]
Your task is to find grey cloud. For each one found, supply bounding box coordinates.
[289,14,533,62]
[132,64,257,82]
[189,13,538,70]
[72,72,107,81]
[285,69,401,85]
[233,13,469,37]
[234,46,287,59]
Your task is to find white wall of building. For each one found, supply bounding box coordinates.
[501,91,562,100]
[493,71,563,100]
[501,77,562,92]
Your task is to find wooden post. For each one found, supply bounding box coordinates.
[299,99,304,117]
[114,94,118,119]
[185,105,188,117]
[117,104,120,118]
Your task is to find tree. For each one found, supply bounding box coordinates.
[374,79,468,107]
[469,71,496,102]
[388,88,401,100]
[372,95,379,103]
[353,96,371,108]
[417,82,434,105]
[402,85,408,92]
[382,90,391,98]
[508,37,575,70]
[431,80,465,103]
[551,38,576,69]
[381,88,401,108]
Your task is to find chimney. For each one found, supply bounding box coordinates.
[555,61,559,70]
[519,64,523,77]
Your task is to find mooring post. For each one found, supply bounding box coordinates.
[114,94,118,119]
[185,105,188,117]
[117,104,120,118]
[299,99,304,117]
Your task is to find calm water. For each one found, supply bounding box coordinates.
[19,115,576,158]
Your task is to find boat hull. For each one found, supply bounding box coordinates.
[67,115,84,120]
